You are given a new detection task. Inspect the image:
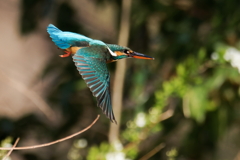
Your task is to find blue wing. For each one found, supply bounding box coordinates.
[47,24,92,49]
[72,51,116,123]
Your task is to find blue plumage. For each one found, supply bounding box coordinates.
[47,24,116,123]
[47,24,92,49]
[47,24,154,123]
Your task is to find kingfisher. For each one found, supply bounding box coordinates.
[47,24,154,123]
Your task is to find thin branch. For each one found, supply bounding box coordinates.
[139,143,166,160]
[160,109,174,121]
[3,138,20,160]
[0,115,100,150]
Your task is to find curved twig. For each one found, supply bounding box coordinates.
[0,115,100,150]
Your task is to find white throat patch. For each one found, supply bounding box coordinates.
[107,47,117,56]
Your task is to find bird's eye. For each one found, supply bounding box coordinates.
[124,49,130,54]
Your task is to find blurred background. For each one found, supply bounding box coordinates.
[1,0,240,159]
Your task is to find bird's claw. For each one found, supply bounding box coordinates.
[59,51,71,57]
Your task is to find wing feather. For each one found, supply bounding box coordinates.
[72,54,116,123]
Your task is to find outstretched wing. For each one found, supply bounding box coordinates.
[72,52,116,123]
[47,24,92,49]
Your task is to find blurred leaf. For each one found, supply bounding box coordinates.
[183,87,207,123]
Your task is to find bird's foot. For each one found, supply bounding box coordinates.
[60,51,71,57]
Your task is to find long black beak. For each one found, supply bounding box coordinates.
[130,52,154,60]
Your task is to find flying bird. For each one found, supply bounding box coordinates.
[47,24,154,123]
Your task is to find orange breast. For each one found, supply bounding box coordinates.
[66,47,83,54]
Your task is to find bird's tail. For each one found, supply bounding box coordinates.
[47,24,62,34]
[47,24,71,49]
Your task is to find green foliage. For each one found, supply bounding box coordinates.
[0,137,13,159]
[87,142,112,160]
[166,148,178,160]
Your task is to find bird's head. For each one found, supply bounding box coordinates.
[107,44,154,60]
